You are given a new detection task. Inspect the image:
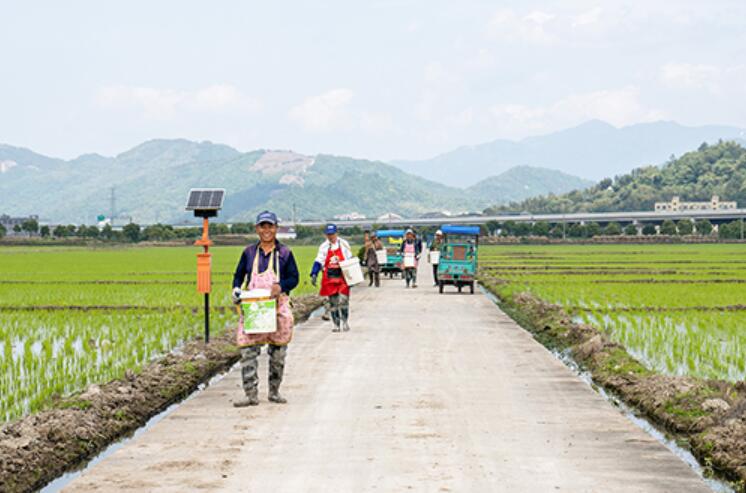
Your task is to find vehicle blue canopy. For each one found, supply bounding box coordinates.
[441,225,480,236]
[376,229,405,238]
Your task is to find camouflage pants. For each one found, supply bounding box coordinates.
[328,293,349,327]
[404,268,417,286]
[239,344,287,396]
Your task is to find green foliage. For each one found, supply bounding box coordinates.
[39,225,50,237]
[230,223,253,234]
[624,223,638,236]
[52,225,67,238]
[718,220,744,239]
[531,221,550,237]
[209,223,230,236]
[567,223,586,238]
[0,223,6,238]
[21,218,39,235]
[295,225,321,240]
[485,141,746,214]
[642,224,657,236]
[122,223,141,243]
[142,224,176,242]
[660,219,677,235]
[603,222,622,236]
[677,220,693,235]
[100,224,114,240]
[695,219,713,236]
[585,222,601,237]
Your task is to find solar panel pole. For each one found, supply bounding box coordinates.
[195,217,213,344]
[185,188,225,345]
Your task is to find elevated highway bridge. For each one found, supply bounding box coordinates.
[288,208,746,228]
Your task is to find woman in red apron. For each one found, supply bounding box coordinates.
[311,224,352,332]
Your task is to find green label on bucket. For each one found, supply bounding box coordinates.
[241,299,277,334]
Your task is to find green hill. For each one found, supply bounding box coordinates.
[485,141,746,214]
[468,166,592,205]
[0,141,488,224]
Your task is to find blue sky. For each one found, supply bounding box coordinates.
[1,0,745,161]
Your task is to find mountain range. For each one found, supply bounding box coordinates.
[3,119,742,225]
[0,141,587,224]
[392,120,746,187]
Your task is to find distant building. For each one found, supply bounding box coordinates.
[1,214,39,235]
[334,212,366,221]
[654,196,737,212]
[277,225,296,240]
[377,212,403,222]
[419,211,451,219]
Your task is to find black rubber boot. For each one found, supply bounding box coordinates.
[233,389,259,407]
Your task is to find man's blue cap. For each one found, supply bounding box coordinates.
[255,210,278,225]
[325,223,338,235]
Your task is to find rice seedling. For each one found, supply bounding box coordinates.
[0,245,319,422]
[481,244,746,382]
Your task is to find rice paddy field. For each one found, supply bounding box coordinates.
[0,245,318,422]
[479,244,746,383]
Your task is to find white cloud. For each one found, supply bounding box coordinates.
[489,87,665,137]
[572,7,602,28]
[487,8,556,44]
[96,84,259,119]
[659,63,721,90]
[288,88,354,132]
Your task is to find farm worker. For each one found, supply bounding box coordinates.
[231,210,299,407]
[430,230,443,286]
[399,228,422,288]
[311,223,353,332]
[363,230,383,287]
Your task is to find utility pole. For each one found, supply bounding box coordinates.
[110,187,117,226]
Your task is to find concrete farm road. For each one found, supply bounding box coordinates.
[64,266,710,492]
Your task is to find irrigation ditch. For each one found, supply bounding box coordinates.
[0,295,324,493]
[478,275,746,492]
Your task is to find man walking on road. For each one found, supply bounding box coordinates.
[400,228,422,288]
[311,224,353,332]
[429,229,443,286]
[231,211,299,407]
[364,230,383,287]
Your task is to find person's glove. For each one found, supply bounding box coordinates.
[231,287,242,305]
[311,274,318,287]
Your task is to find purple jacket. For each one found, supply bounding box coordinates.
[232,241,299,294]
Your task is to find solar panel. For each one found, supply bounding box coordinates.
[185,189,225,211]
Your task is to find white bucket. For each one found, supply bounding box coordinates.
[239,289,277,334]
[429,251,440,264]
[376,249,388,264]
[403,253,416,268]
[340,258,364,286]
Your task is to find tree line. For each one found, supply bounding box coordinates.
[0,220,260,243]
[482,218,742,238]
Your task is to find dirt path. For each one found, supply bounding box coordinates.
[64,265,710,492]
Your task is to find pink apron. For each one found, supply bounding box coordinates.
[236,247,294,347]
[404,241,418,268]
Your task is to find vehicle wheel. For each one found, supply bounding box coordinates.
[439,282,444,294]
[469,282,474,294]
